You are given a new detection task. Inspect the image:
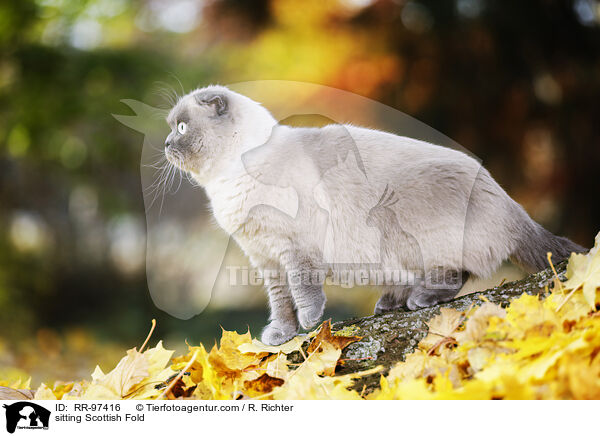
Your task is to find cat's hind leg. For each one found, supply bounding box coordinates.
[374,285,410,314]
[406,269,470,310]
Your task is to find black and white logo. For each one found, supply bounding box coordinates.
[3,402,50,433]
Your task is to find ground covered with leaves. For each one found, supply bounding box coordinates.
[2,233,599,400]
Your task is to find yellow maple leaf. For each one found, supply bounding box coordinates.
[83,350,148,399]
[33,381,74,400]
[128,341,177,399]
[560,231,600,309]
[387,352,429,380]
[264,352,293,381]
[546,290,591,322]
[419,307,463,351]
[270,357,379,400]
[455,302,505,345]
[172,344,231,400]
[427,308,463,337]
[81,341,173,399]
[208,329,266,380]
[237,336,305,355]
[502,293,561,339]
[61,381,88,399]
[388,349,464,389]
[171,345,207,384]
[33,383,56,400]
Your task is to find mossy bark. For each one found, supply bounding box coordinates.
[323,261,566,393]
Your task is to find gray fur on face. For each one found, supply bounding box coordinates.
[165,88,241,176]
[164,85,587,346]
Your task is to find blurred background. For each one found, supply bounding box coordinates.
[0,0,599,384]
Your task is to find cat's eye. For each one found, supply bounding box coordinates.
[177,121,187,135]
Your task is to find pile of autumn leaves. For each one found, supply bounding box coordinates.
[4,233,600,400]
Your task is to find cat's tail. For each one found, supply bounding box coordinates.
[509,221,587,273]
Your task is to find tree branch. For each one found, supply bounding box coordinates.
[326,261,566,393]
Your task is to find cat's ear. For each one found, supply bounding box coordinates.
[196,93,228,116]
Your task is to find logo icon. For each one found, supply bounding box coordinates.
[3,402,50,433]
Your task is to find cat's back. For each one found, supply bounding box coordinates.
[341,124,478,169]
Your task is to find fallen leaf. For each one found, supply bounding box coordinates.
[243,373,284,396]
[238,336,305,355]
[33,383,56,400]
[455,302,505,344]
[306,320,362,353]
[561,233,600,309]
[0,386,34,400]
[419,308,463,351]
[82,341,173,399]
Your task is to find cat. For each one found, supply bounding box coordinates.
[164,85,585,345]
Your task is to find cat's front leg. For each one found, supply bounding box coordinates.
[261,271,299,346]
[283,252,326,330]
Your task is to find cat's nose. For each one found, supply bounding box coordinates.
[165,132,174,148]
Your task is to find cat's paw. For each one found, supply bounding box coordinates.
[406,290,455,311]
[406,293,434,311]
[297,305,325,330]
[261,321,298,346]
[374,300,402,314]
[374,293,403,314]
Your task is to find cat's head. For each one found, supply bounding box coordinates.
[164,85,275,183]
